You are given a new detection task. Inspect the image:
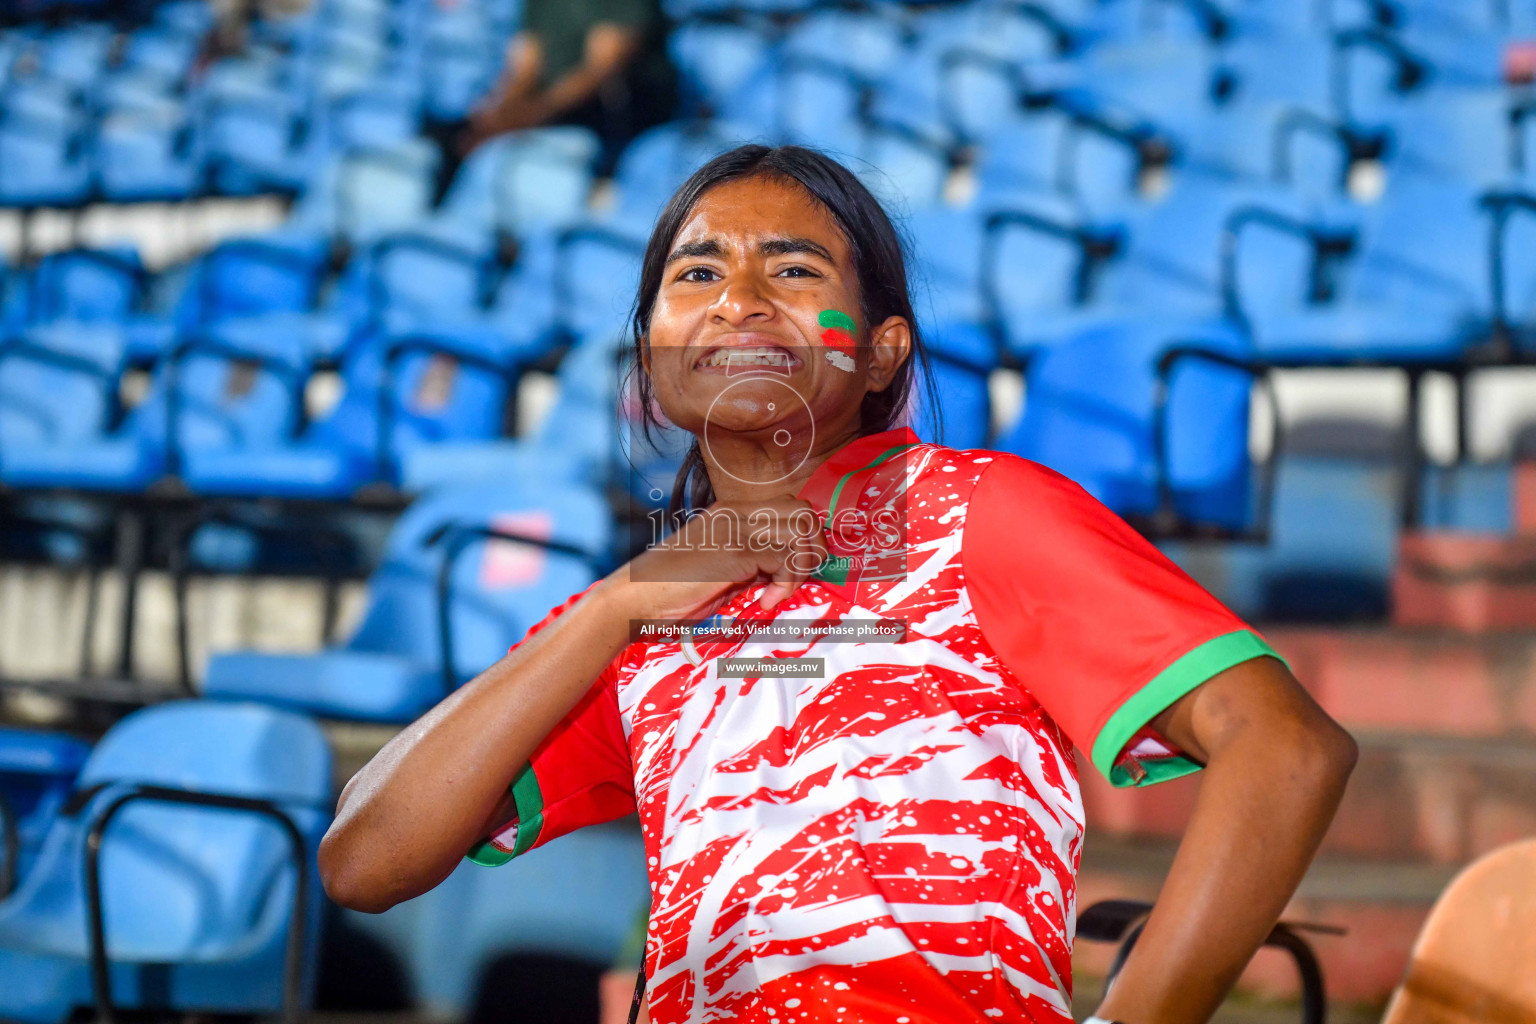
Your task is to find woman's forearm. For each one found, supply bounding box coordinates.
[1094,716,1357,1023]
[319,574,634,913]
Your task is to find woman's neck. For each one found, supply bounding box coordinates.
[701,423,865,505]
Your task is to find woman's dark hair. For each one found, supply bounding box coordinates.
[627,144,940,523]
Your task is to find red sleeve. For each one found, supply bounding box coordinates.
[963,454,1286,787]
[467,583,635,865]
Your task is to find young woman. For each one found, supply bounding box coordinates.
[320,146,1358,1024]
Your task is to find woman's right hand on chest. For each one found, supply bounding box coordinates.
[604,496,829,622]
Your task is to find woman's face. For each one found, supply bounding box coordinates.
[643,174,911,466]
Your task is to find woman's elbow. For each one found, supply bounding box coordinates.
[319,826,408,914]
[1291,714,1359,797]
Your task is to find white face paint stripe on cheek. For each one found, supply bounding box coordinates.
[825,349,855,372]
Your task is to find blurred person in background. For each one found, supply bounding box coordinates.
[427,0,677,198]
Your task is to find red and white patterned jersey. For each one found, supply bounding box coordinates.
[469,426,1282,1023]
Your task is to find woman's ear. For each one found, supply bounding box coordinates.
[864,316,912,394]
[639,335,652,377]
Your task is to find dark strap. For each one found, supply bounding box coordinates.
[626,965,646,1024]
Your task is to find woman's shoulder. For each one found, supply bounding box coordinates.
[904,442,1049,493]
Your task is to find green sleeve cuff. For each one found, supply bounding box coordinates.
[466,761,546,866]
[1090,629,1289,788]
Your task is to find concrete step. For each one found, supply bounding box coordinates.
[1080,732,1536,865]
[1075,838,1456,1006]
[1265,626,1536,736]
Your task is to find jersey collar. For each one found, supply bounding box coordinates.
[793,425,923,518]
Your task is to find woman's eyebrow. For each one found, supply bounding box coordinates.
[759,237,836,263]
[665,239,726,264]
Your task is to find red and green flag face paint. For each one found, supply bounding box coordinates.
[817,309,857,355]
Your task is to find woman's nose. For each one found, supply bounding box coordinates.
[708,272,776,325]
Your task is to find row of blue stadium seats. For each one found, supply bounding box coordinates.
[0,475,647,1023]
[5,0,1532,209]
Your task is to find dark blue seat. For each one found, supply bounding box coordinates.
[202,481,612,722]
[0,701,331,1024]
[0,728,90,897]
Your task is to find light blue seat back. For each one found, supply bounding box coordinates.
[986,192,1103,338]
[140,333,309,456]
[292,141,439,244]
[907,204,987,327]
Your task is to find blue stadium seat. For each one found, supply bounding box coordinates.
[997,317,1258,533]
[980,190,1130,355]
[347,822,650,1019]
[990,179,1335,357]
[846,118,954,211]
[288,141,442,245]
[117,23,201,89]
[0,701,331,1024]
[94,94,204,203]
[33,24,113,93]
[1386,88,1536,188]
[781,6,908,83]
[201,481,612,721]
[906,203,989,329]
[201,76,313,196]
[0,729,91,898]
[419,22,506,122]
[176,233,333,329]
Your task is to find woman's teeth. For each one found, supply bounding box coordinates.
[701,347,794,369]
